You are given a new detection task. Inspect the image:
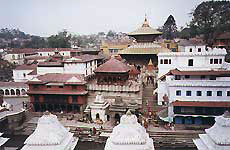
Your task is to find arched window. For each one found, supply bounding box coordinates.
[0,89,4,95]
[5,89,10,95]
[10,89,15,95]
[21,89,26,95]
[96,113,100,119]
[16,89,20,95]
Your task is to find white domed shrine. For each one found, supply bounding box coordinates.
[21,112,78,150]
[193,111,230,150]
[104,110,155,150]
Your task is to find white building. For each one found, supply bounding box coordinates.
[193,111,230,150]
[13,64,37,82]
[90,93,109,122]
[37,54,99,77]
[104,110,155,150]
[21,112,78,150]
[158,46,227,78]
[157,45,230,125]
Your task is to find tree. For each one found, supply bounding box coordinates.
[162,15,178,40]
[47,30,71,48]
[106,30,116,37]
[190,1,230,43]
[23,36,47,48]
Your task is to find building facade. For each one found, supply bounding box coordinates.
[157,46,230,125]
[27,74,87,113]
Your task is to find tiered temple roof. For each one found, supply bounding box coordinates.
[193,111,230,150]
[104,110,155,150]
[21,112,78,150]
[128,16,162,36]
[94,57,130,73]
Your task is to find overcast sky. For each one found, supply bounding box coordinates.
[1,0,205,37]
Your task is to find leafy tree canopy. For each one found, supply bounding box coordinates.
[190,1,230,43]
[161,15,178,40]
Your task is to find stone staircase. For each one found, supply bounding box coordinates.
[150,131,202,149]
[142,84,163,113]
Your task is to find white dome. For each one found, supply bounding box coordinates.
[105,113,154,150]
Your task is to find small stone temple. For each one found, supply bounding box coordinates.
[104,110,155,150]
[21,112,78,150]
[193,111,230,150]
[90,93,110,122]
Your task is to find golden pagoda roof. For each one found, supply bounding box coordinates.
[128,16,162,36]
[119,43,170,55]
[148,59,153,66]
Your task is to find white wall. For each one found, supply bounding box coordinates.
[64,63,86,75]
[13,69,34,82]
[158,47,227,77]
[37,66,64,75]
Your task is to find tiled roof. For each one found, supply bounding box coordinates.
[166,68,230,76]
[14,64,37,70]
[8,48,79,54]
[27,90,87,95]
[95,57,130,73]
[173,101,230,107]
[215,32,230,40]
[27,68,37,75]
[119,43,170,54]
[179,39,205,46]
[8,48,37,54]
[28,73,86,85]
[0,82,28,88]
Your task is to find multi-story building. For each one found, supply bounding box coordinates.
[27,73,87,113]
[157,45,230,125]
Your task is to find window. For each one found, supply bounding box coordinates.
[185,75,190,79]
[164,59,168,64]
[169,59,171,64]
[72,85,77,90]
[188,59,193,66]
[196,91,202,96]
[210,59,213,64]
[47,85,51,88]
[227,91,230,96]
[12,55,15,60]
[176,90,181,96]
[217,91,222,96]
[219,59,222,64]
[186,91,192,96]
[160,59,163,64]
[59,86,64,88]
[40,53,42,56]
[189,48,192,52]
[214,59,218,64]
[23,73,26,77]
[167,44,170,49]
[201,75,206,79]
[175,75,181,80]
[207,91,212,96]
[198,48,201,52]
[63,53,64,55]
[209,76,216,80]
